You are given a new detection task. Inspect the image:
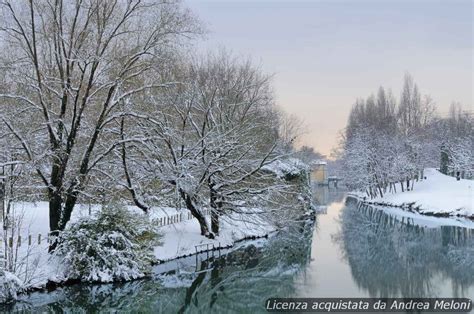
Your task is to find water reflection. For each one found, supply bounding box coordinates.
[336,199,474,298]
[313,187,346,215]
[313,187,346,206]
[9,219,315,313]
[172,222,314,314]
[6,195,474,313]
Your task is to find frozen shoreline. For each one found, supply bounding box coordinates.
[348,197,474,230]
[154,215,276,262]
[1,201,279,299]
[348,168,473,222]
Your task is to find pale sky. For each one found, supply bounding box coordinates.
[186,0,473,156]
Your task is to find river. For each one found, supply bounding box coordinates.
[5,188,474,313]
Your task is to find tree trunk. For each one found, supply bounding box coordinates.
[48,191,61,233]
[48,189,62,252]
[179,189,214,239]
[48,152,68,251]
[211,210,219,235]
[209,182,221,235]
[121,117,149,213]
[60,189,79,231]
[440,146,449,175]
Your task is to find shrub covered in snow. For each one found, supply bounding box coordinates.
[0,270,22,303]
[262,158,309,180]
[261,158,314,221]
[267,158,313,212]
[56,203,161,283]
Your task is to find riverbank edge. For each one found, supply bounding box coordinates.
[12,228,279,299]
[6,208,316,304]
[347,194,474,221]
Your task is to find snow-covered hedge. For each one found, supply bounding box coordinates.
[262,158,309,180]
[262,158,314,214]
[56,203,161,283]
[0,270,22,303]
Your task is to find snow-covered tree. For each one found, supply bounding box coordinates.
[0,0,201,244]
[119,52,298,238]
[341,74,435,198]
[295,146,324,166]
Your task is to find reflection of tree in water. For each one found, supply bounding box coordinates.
[335,201,474,298]
[172,219,315,313]
[11,219,315,313]
[3,280,167,313]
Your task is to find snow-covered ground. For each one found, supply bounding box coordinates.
[369,204,474,229]
[1,202,276,294]
[358,168,473,219]
[155,213,274,261]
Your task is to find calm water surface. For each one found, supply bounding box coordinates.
[6,189,474,313]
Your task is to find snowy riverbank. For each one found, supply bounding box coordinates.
[350,168,473,220]
[1,202,277,297]
[155,213,275,262]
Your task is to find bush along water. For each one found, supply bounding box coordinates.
[55,203,161,283]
